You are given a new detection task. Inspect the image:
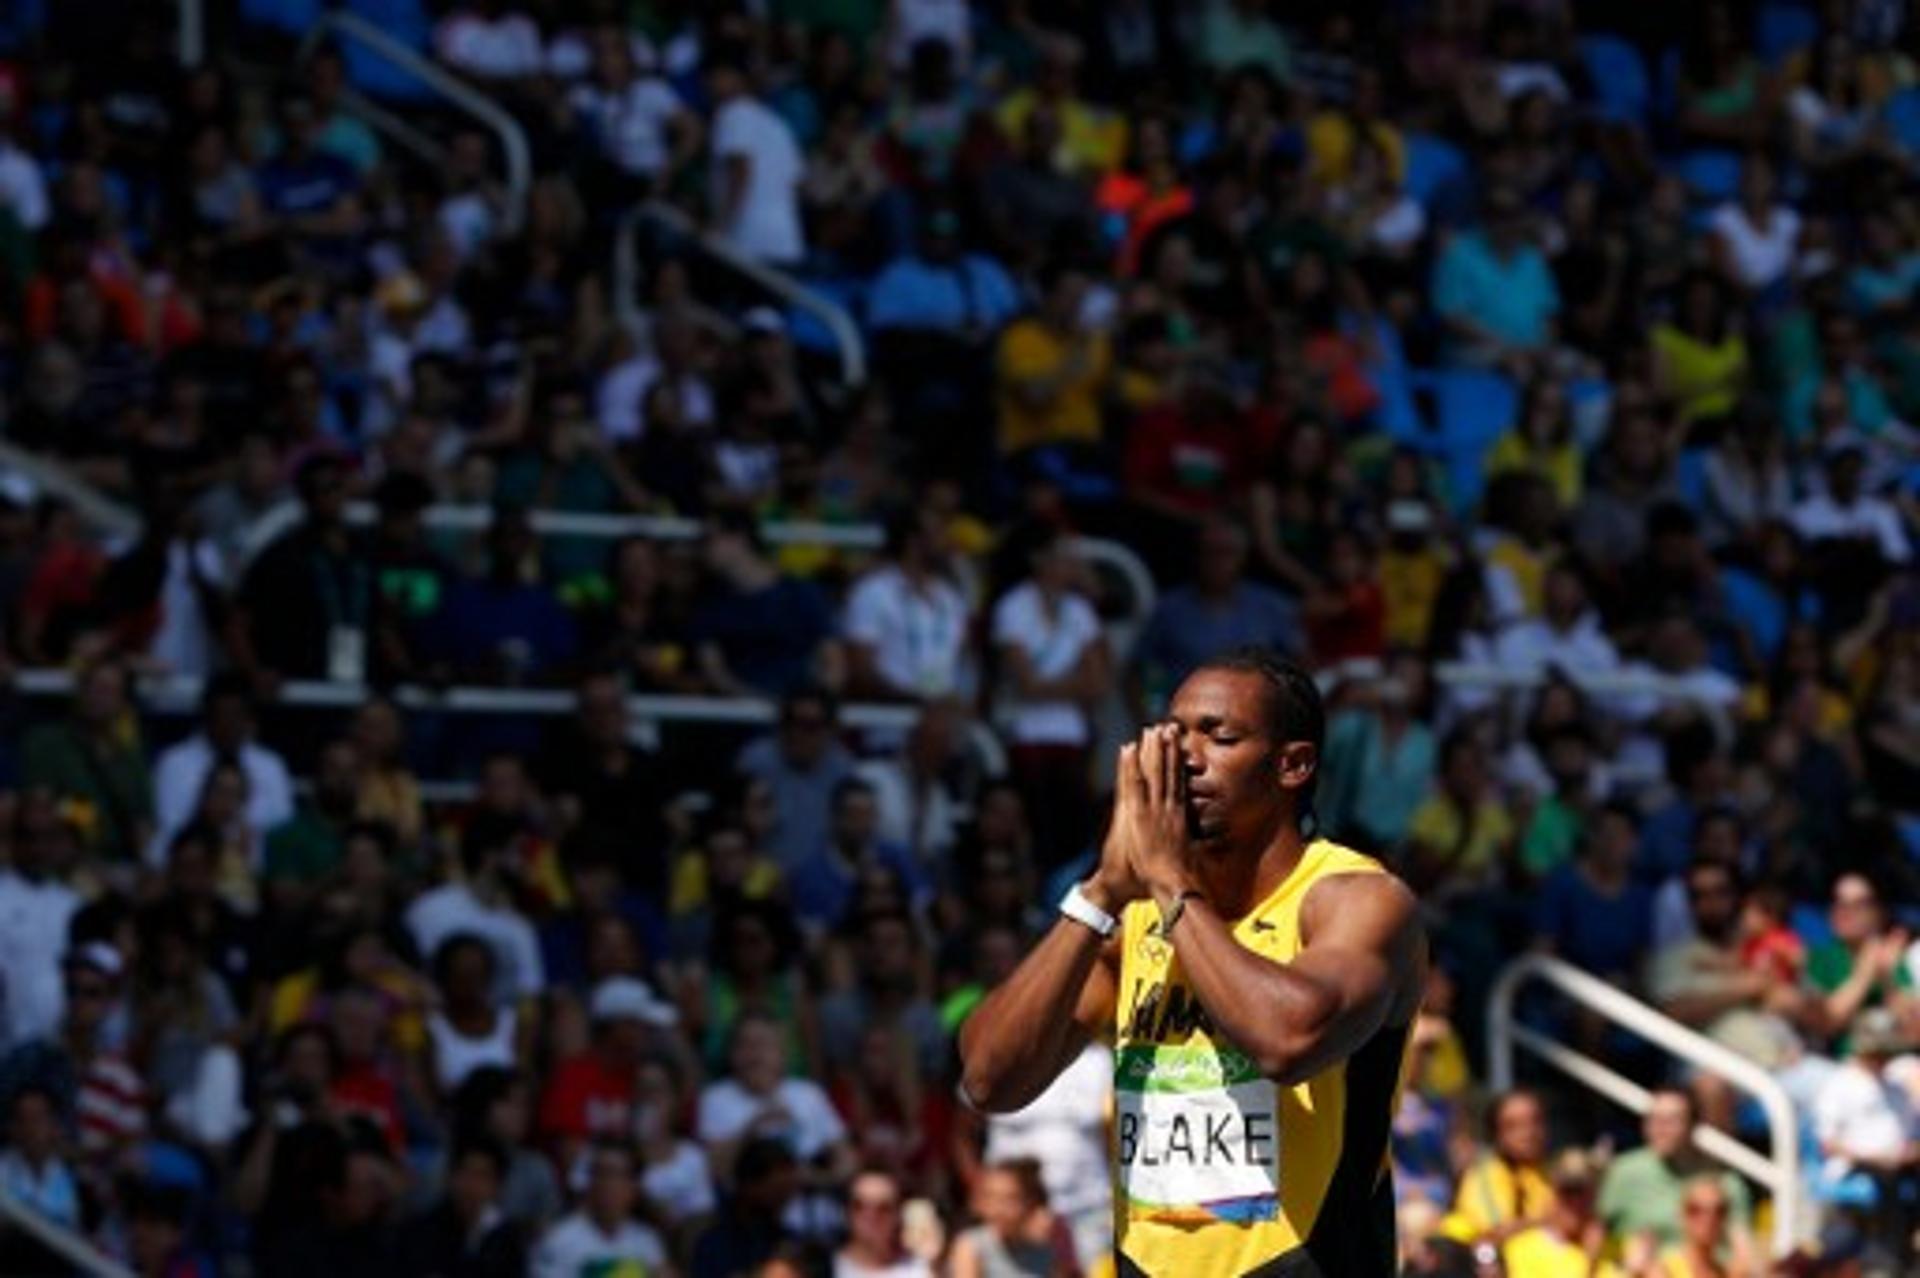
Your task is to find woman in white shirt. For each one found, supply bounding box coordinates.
[990,530,1108,867]
[426,934,522,1098]
[1708,155,1802,298]
[834,1169,933,1278]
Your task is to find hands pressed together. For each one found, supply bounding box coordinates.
[1086,723,1201,915]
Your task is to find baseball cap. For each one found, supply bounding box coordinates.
[64,941,124,981]
[742,306,785,337]
[589,977,678,1028]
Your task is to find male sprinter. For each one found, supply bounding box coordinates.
[959,648,1426,1277]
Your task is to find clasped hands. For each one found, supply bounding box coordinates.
[1087,723,1200,915]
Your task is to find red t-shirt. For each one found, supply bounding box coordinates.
[538,1052,635,1143]
[331,1063,405,1153]
[1124,406,1253,515]
[1308,581,1387,664]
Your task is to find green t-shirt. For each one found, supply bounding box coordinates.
[1597,1148,1750,1247]
[21,720,154,862]
[1520,796,1583,878]
[263,808,347,885]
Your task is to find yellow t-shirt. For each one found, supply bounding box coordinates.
[1651,324,1748,425]
[1112,839,1410,1276]
[1502,1226,1623,1278]
[1444,1157,1556,1241]
[995,319,1112,455]
[1487,432,1583,509]
[1406,795,1514,884]
[1305,114,1407,187]
[1379,547,1450,649]
[994,91,1127,175]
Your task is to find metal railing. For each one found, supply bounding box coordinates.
[615,200,868,387]
[11,670,1009,778]
[296,10,531,233]
[1488,954,1803,1258]
[231,501,1158,643]
[0,439,141,541]
[0,1188,135,1278]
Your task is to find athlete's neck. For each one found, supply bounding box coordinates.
[1193,814,1309,919]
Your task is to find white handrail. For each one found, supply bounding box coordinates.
[230,502,1157,639]
[0,1188,135,1278]
[297,11,531,233]
[10,670,1009,777]
[1487,954,1803,1258]
[0,439,141,540]
[615,200,867,386]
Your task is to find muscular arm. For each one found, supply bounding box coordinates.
[1168,873,1426,1085]
[957,906,1119,1114]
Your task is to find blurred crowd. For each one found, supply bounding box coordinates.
[1,0,1920,1274]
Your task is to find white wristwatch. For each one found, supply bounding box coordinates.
[1059,882,1118,938]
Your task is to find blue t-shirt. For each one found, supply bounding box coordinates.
[1432,231,1560,351]
[428,578,579,681]
[255,150,359,218]
[1533,864,1652,978]
[689,577,833,697]
[867,253,1022,334]
[787,841,930,933]
[1135,584,1304,710]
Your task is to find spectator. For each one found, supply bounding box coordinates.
[947,1159,1073,1278]
[349,696,422,849]
[820,909,946,1081]
[855,702,966,872]
[1131,519,1303,715]
[993,260,1112,465]
[976,1042,1113,1269]
[842,513,971,703]
[690,512,839,698]
[1498,1151,1618,1277]
[0,1085,79,1236]
[228,453,373,688]
[0,942,147,1169]
[1709,154,1802,300]
[261,738,363,911]
[736,684,856,873]
[532,1141,670,1278]
[254,90,364,256]
[696,1012,854,1196]
[707,47,806,266]
[1432,184,1561,376]
[0,796,84,1049]
[451,1067,562,1232]
[1652,272,1749,430]
[836,1167,931,1278]
[1598,1088,1753,1255]
[990,529,1106,865]
[1404,731,1514,901]
[534,670,669,892]
[1446,1088,1553,1244]
[406,817,547,1008]
[689,1136,802,1278]
[426,506,579,686]
[539,975,678,1168]
[1790,442,1912,569]
[633,1053,716,1231]
[0,96,49,232]
[21,655,153,866]
[397,1134,527,1277]
[148,672,294,867]
[1318,651,1437,851]
[1648,1175,1759,1278]
[1492,561,1620,686]
[1532,801,1653,983]
[1804,871,1915,1052]
[426,935,523,1099]
[789,780,931,936]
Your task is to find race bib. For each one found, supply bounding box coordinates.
[1115,1044,1280,1223]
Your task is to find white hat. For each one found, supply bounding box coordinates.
[589,976,678,1028]
[742,306,785,336]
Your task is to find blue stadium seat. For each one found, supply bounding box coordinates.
[1427,367,1519,512]
[339,0,437,103]
[1755,1,1820,66]
[1673,149,1744,203]
[241,0,322,35]
[1884,87,1920,159]
[1577,35,1652,127]
[1403,133,1469,211]
[1675,448,1711,507]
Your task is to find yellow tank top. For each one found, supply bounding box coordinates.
[1112,840,1410,1277]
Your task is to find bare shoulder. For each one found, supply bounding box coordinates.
[1299,871,1427,1015]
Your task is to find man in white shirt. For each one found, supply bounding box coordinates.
[532,1142,669,1278]
[0,798,82,1049]
[706,49,806,265]
[1790,444,1912,566]
[148,674,294,867]
[406,816,544,1005]
[1492,561,1620,681]
[1813,1010,1919,1183]
[570,26,697,183]
[697,1014,851,1179]
[0,111,50,233]
[843,514,972,701]
[855,702,964,870]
